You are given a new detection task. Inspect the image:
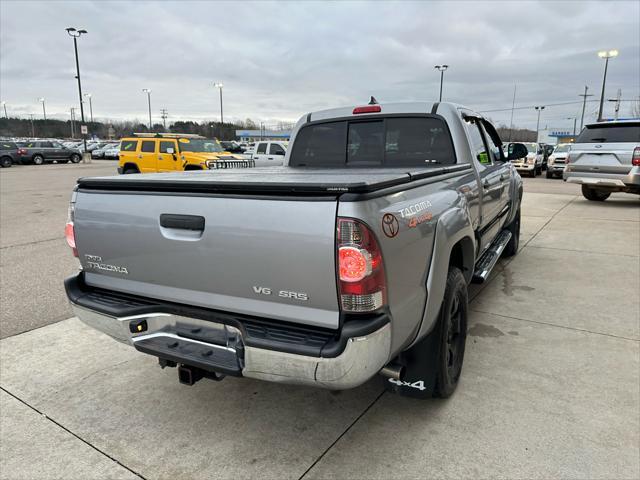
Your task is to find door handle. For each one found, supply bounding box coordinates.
[268,157,274,160]
[500,173,508,181]
[160,214,205,231]
[138,154,143,159]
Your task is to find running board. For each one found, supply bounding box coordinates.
[472,230,512,284]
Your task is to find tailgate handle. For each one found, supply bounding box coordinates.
[160,214,205,231]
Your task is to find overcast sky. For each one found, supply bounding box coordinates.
[1,0,639,131]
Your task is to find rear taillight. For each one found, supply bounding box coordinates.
[17,148,27,155]
[337,218,386,312]
[565,153,571,164]
[632,147,640,167]
[65,200,78,257]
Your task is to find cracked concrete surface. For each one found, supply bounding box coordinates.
[1,167,638,479]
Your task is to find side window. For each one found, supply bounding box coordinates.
[121,140,138,151]
[141,141,155,153]
[256,143,267,154]
[479,124,501,164]
[269,143,285,155]
[40,141,53,148]
[159,141,176,153]
[464,119,490,166]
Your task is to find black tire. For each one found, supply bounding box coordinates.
[32,154,44,165]
[123,168,138,174]
[530,168,536,178]
[546,170,553,179]
[433,267,469,398]
[70,154,81,163]
[581,185,610,202]
[0,156,12,168]
[503,208,521,257]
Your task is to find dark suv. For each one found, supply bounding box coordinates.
[19,140,82,165]
[0,141,19,167]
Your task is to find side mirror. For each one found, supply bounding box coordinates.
[166,147,174,154]
[507,143,528,161]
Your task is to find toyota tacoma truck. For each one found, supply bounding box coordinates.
[64,101,527,399]
[563,120,640,200]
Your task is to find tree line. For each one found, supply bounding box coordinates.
[0,117,284,140]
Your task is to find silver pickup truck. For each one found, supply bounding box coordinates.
[64,101,527,399]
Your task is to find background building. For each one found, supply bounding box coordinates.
[235,129,291,142]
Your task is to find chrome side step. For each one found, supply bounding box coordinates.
[472,230,512,284]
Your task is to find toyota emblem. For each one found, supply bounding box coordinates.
[382,213,399,238]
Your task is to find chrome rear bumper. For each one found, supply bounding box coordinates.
[72,303,391,389]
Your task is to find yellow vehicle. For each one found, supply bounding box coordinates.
[117,133,250,174]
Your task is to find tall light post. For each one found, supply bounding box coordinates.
[70,108,76,138]
[2,101,7,119]
[213,82,224,139]
[597,49,618,122]
[566,117,577,136]
[534,106,545,142]
[66,27,88,154]
[142,89,152,130]
[84,93,93,123]
[38,98,46,121]
[578,85,593,132]
[434,65,448,102]
[28,114,35,137]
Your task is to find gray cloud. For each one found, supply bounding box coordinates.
[1,0,638,130]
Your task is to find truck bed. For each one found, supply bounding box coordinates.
[78,165,470,195]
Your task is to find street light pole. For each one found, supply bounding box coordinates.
[213,82,224,139]
[28,114,35,137]
[578,85,593,132]
[434,65,449,102]
[39,98,46,121]
[84,93,93,123]
[566,117,577,136]
[142,89,152,130]
[66,27,88,154]
[534,106,545,142]
[1,102,7,119]
[597,49,618,122]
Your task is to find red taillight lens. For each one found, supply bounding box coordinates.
[65,201,78,257]
[336,218,386,312]
[352,105,381,114]
[17,148,27,155]
[632,147,640,167]
[565,153,571,164]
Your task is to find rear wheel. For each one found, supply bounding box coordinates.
[581,185,610,202]
[503,208,521,257]
[0,156,12,168]
[123,168,138,174]
[70,154,81,163]
[433,267,468,398]
[32,154,44,165]
[385,266,468,399]
[546,170,553,179]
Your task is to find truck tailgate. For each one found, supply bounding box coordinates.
[73,191,340,329]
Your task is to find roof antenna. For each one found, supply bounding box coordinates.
[368,96,378,105]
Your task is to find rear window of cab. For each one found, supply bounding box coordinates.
[289,117,456,167]
[575,123,640,143]
[120,140,138,151]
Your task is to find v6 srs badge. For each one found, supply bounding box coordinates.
[252,286,308,301]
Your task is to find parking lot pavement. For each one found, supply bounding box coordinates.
[0,162,117,338]
[0,170,638,479]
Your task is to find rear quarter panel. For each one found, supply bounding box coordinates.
[338,168,478,356]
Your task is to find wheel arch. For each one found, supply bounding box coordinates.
[122,162,140,173]
[408,206,476,349]
[184,164,204,171]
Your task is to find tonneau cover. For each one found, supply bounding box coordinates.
[77,165,470,194]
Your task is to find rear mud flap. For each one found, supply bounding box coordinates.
[384,321,442,399]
